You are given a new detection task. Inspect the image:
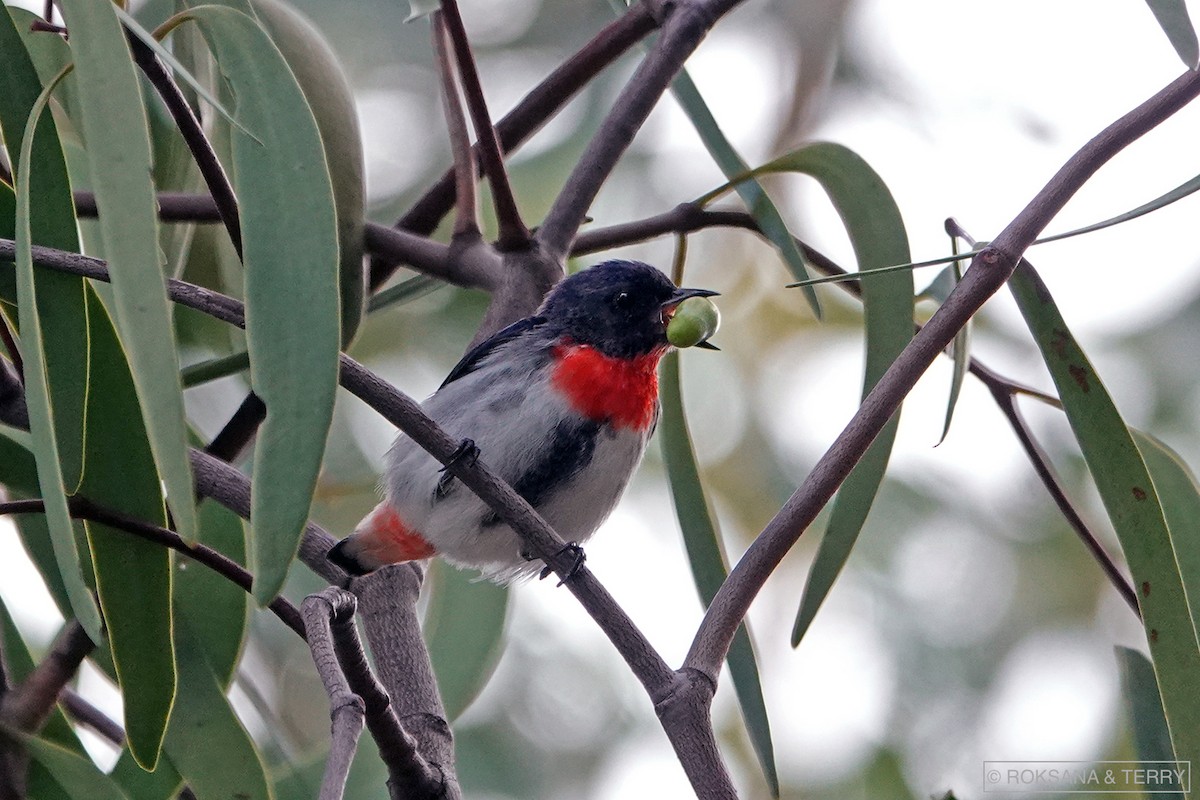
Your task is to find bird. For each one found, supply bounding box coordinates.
[327,259,718,583]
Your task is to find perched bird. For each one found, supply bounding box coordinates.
[328,260,718,583]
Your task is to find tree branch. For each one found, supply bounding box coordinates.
[60,690,126,746]
[127,33,242,258]
[685,67,1200,679]
[436,0,530,250]
[0,497,305,638]
[431,13,480,240]
[370,2,657,290]
[536,0,748,260]
[0,620,93,734]
[304,587,449,800]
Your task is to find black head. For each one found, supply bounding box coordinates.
[539,260,717,358]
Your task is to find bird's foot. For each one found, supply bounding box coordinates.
[538,542,586,587]
[436,439,480,498]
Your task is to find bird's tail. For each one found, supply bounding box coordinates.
[327,501,437,576]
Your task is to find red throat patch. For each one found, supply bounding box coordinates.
[550,342,662,430]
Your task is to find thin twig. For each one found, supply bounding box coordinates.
[126,34,242,258]
[0,498,306,638]
[436,0,529,250]
[432,13,479,239]
[302,590,369,800]
[304,588,445,800]
[202,393,266,464]
[371,2,657,289]
[0,620,93,733]
[60,690,125,746]
[686,67,1200,679]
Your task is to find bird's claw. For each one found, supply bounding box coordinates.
[538,542,586,587]
[436,439,480,498]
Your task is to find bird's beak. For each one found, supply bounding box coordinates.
[661,287,721,350]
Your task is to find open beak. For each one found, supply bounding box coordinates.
[661,287,721,350]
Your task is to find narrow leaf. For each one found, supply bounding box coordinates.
[937,238,970,445]
[1116,647,1179,767]
[186,5,341,605]
[58,0,198,543]
[425,560,509,720]
[174,496,249,686]
[1009,261,1200,767]
[1143,0,1200,68]
[670,71,820,318]
[79,287,176,770]
[162,616,272,800]
[13,69,103,641]
[1133,431,1200,642]
[0,3,89,492]
[661,350,778,795]
[783,143,913,646]
[19,734,132,800]
[250,0,366,344]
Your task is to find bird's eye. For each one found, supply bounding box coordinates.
[612,291,633,310]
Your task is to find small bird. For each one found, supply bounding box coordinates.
[328,260,718,583]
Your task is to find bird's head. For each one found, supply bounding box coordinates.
[540,260,718,358]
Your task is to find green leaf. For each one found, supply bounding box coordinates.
[174,497,249,687]
[1143,0,1200,68]
[672,70,820,318]
[783,143,913,646]
[426,560,510,721]
[367,275,442,313]
[12,67,103,642]
[58,0,198,544]
[186,5,341,605]
[937,239,970,446]
[162,616,272,800]
[0,423,39,494]
[661,350,778,795]
[0,3,89,493]
[250,0,366,345]
[1116,647,1179,770]
[1008,261,1200,768]
[79,287,176,771]
[110,750,183,800]
[1133,431,1200,642]
[19,734,132,800]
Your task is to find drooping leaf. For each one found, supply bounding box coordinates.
[0,3,89,494]
[1133,431,1200,641]
[1009,260,1200,767]
[250,0,366,345]
[661,350,779,795]
[174,497,249,687]
[671,71,819,318]
[1116,647,1179,769]
[161,615,272,800]
[79,287,176,771]
[781,143,913,646]
[1142,0,1200,68]
[109,751,183,800]
[426,560,510,720]
[20,734,132,800]
[184,5,341,605]
[12,67,103,642]
[937,237,970,446]
[57,0,198,543]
